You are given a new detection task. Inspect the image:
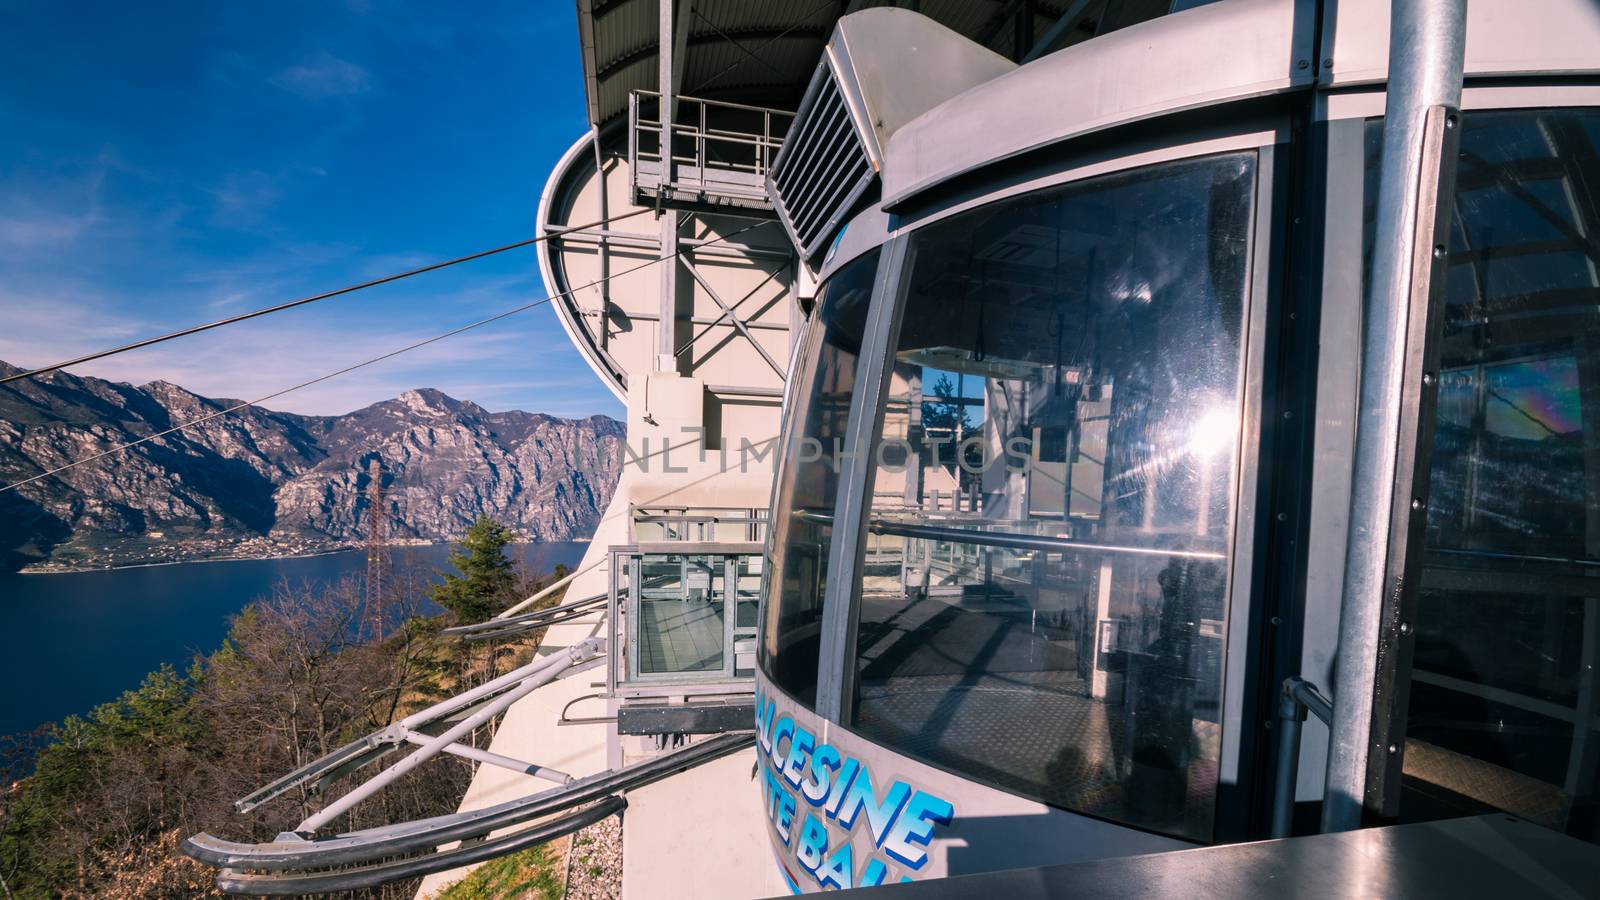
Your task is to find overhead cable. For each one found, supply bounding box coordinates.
[0,219,765,494]
[0,208,657,386]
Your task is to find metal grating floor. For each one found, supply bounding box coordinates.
[853,590,1218,840]
[638,598,725,674]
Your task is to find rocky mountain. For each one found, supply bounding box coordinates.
[0,361,624,572]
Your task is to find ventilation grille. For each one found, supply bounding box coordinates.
[767,61,877,261]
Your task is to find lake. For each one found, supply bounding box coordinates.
[0,541,588,740]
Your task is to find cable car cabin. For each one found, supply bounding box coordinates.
[753,0,1600,892]
[178,1,1600,895]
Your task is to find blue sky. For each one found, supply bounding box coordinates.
[0,0,623,418]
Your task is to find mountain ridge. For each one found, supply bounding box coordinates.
[0,361,624,572]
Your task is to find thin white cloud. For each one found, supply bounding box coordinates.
[270,52,372,99]
[0,287,614,418]
[0,210,102,250]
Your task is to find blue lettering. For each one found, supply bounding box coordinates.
[762,763,786,833]
[776,787,797,844]
[802,743,841,806]
[771,716,794,771]
[859,858,889,887]
[782,727,814,789]
[881,791,954,869]
[835,766,911,848]
[795,814,828,873]
[756,696,776,756]
[825,758,859,817]
[815,841,854,890]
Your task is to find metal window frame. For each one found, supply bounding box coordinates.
[805,123,1285,846]
[610,542,763,700]
[1313,95,1600,834]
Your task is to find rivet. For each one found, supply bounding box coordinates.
[1399,622,1412,635]
[1433,245,1447,259]
[1323,58,1334,68]
[1276,512,1288,522]
[1283,411,1294,420]
[1422,372,1436,386]
[1388,744,1399,754]
[1298,59,1310,70]
[1411,497,1426,511]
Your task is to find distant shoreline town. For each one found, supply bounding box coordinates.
[16,535,416,574]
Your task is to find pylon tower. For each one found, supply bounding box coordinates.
[363,459,388,641]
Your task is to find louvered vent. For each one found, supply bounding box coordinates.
[767,61,878,262]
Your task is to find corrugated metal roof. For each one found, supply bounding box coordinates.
[575,0,1148,126]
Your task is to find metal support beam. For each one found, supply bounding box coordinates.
[1020,0,1091,64]
[296,640,605,833]
[681,257,785,376]
[658,209,682,373]
[1324,0,1466,833]
[674,260,790,358]
[546,224,794,260]
[592,130,611,352]
[400,734,573,785]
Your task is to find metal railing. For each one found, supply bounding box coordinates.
[1272,676,1335,839]
[628,91,792,208]
[631,505,769,544]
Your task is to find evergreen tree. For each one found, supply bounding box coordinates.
[922,372,972,433]
[429,518,520,624]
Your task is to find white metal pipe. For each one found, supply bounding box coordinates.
[396,634,600,731]
[1323,0,1466,833]
[300,639,603,833]
[401,734,573,785]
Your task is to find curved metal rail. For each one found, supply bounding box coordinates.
[185,732,752,894]
[232,637,607,818]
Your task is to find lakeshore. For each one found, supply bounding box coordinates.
[0,541,588,741]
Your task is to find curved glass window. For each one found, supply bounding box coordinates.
[759,248,881,708]
[849,153,1256,841]
[1370,109,1600,844]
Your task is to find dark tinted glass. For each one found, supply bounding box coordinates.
[1367,110,1600,843]
[849,153,1256,841]
[758,249,880,708]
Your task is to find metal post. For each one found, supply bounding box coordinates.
[658,209,681,372]
[592,130,611,352]
[1273,677,1335,838]
[1323,0,1466,833]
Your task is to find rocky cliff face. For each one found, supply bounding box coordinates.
[0,362,623,572]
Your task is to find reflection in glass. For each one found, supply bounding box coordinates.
[848,154,1256,841]
[758,249,880,709]
[1366,110,1600,843]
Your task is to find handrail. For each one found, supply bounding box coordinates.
[628,89,791,204]
[865,517,1228,562]
[1271,676,1335,839]
[795,509,1228,562]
